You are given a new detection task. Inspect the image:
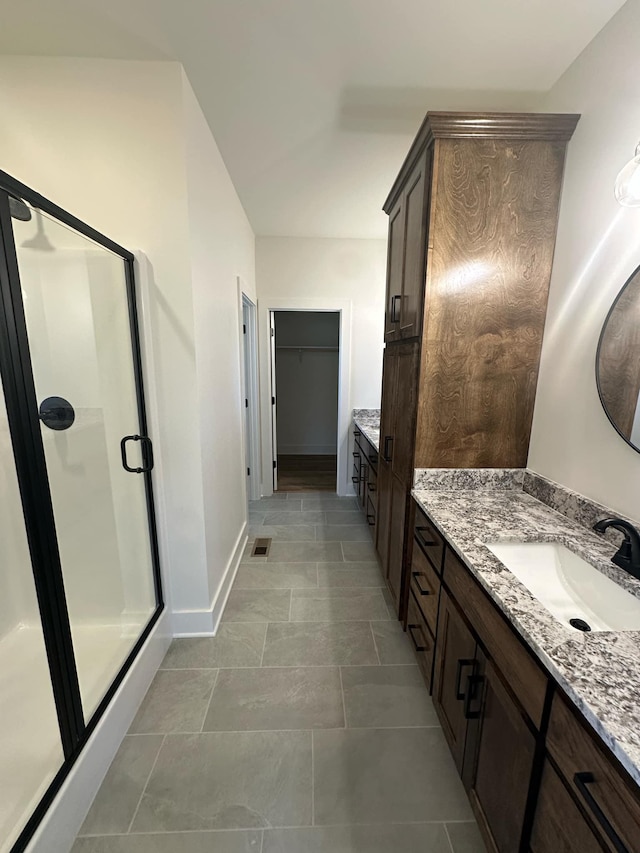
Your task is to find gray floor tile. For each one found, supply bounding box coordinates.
[263,824,452,853]
[381,584,398,617]
[341,665,439,727]
[324,511,369,525]
[251,497,301,510]
[160,625,267,669]
[251,494,287,503]
[222,589,291,622]
[131,731,312,831]
[267,541,343,563]
[248,512,266,524]
[203,667,344,731]
[78,735,164,835]
[302,497,358,510]
[316,560,381,572]
[313,728,473,824]
[129,670,218,734]
[446,822,487,853]
[317,565,384,587]
[290,588,390,622]
[342,541,379,562]
[248,524,317,541]
[316,525,371,541]
[371,621,416,665]
[262,622,379,666]
[73,831,262,853]
[234,563,318,589]
[264,510,325,525]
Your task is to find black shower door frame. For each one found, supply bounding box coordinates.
[0,169,164,853]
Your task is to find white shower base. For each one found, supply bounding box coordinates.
[0,621,140,853]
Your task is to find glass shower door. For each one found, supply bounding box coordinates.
[11,206,159,719]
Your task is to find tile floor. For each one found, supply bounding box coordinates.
[72,492,484,853]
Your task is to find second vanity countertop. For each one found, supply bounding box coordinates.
[412,485,640,786]
[353,409,380,452]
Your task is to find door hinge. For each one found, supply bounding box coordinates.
[245,398,248,408]
[272,396,275,405]
[273,460,277,469]
[243,324,246,334]
[247,467,250,476]
[271,328,274,337]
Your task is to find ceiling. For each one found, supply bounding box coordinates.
[0,0,627,238]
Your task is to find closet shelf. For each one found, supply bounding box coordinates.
[275,345,339,351]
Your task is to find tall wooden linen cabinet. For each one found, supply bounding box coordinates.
[376,111,579,616]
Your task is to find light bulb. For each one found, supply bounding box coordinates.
[614,142,640,207]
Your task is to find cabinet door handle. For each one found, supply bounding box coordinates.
[352,451,360,459]
[383,435,393,462]
[412,571,432,596]
[573,772,629,853]
[366,512,375,526]
[463,674,484,720]
[455,659,476,700]
[415,526,437,550]
[351,476,359,484]
[391,294,401,323]
[367,482,377,493]
[408,623,429,652]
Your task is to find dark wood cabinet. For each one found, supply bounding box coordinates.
[353,428,378,540]
[432,588,478,773]
[466,658,537,853]
[378,111,578,621]
[384,197,404,343]
[386,473,408,607]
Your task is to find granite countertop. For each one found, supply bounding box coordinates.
[353,409,380,452]
[412,484,640,786]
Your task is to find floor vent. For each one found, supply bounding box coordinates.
[251,537,272,557]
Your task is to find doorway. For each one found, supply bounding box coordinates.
[240,291,260,503]
[271,310,340,492]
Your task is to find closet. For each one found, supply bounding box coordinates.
[376,111,579,615]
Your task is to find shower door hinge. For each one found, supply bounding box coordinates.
[243,324,246,334]
[247,467,250,476]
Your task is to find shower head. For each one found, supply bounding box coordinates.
[21,210,55,252]
[9,195,32,222]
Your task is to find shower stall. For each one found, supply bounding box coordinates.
[0,172,163,853]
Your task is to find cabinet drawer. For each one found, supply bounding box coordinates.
[413,505,444,575]
[406,591,435,689]
[410,543,440,634]
[443,548,547,728]
[546,693,640,852]
[531,759,605,853]
[366,465,378,510]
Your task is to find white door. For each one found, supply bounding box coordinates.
[242,302,252,498]
[270,311,278,491]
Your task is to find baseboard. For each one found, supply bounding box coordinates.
[26,610,171,853]
[172,521,248,637]
[277,445,337,455]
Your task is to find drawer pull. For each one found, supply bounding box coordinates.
[383,435,393,462]
[367,483,377,492]
[463,674,484,720]
[412,571,433,596]
[455,658,476,700]
[352,451,360,459]
[351,476,359,484]
[366,513,375,526]
[408,623,429,652]
[415,526,438,550]
[573,772,629,853]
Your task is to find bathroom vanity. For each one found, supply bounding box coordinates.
[406,471,640,853]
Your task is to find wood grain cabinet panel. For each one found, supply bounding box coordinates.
[378,111,578,627]
[465,658,537,853]
[433,588,478,772]
[530,759,608,853]
[545,694,640,852]
[386,473,408,609]
[384,197,404,342]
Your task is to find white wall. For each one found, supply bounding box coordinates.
[0,56,256,634]
[181,70,256,625]
[527,0,640,520]
[256,237,386,492]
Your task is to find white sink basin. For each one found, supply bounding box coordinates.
[485,541,640,632]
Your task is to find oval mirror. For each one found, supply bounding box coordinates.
[596,264,640,452]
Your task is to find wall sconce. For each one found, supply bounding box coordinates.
[615,140,640,207]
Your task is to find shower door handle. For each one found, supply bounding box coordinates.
[120,435,154,473]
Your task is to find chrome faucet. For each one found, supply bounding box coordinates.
[593,518,640,581]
